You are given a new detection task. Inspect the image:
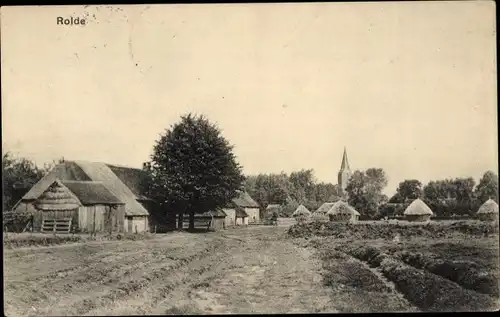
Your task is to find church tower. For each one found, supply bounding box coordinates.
[338,147,352,193]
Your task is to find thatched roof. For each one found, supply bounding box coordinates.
[62,181,123,205]
[232,191,259,208]
[403,199,433,216]
[315,202,336,215]
[18,161,149,216]
[292,204,311,217]
[266,204,281,211]
[235,206,249,218]
[106,164,151,201]
[477,199,499,214]
[326,201,360,216]
[34,180,81,211]
[195,209,228,218]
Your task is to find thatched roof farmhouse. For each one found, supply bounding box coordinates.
[12,160,150,233]
[403,198,433,222]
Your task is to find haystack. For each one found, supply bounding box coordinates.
[292,204,311,217]
[476,199,499,221]
[34,180,81,211]
[326,201,360,223]
[403,198,433,222]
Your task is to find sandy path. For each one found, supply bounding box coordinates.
[4,224,336,316]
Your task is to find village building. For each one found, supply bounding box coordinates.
[326,200,360,223]
[476,199,499,221]
[223,191,259,226]
[12,160,151,233]
[176,209,227,231]
[403,198,434,222]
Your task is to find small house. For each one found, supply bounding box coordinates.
[223,191,260,226]
[326,201,360,223]
[12,160,150,233]
[232,190,260,223]
[476,199,499,221]
[403,198,433,222]
[235,206,249,225]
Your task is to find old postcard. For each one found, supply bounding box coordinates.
[1,2,498,315]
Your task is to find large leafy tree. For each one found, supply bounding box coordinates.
[475,171,498,203]
[423,177,477,216]
[395,179,423,202]
[146,114,245,230]
[346,168,388,219]
[2,152,44,211]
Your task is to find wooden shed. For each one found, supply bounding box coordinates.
[176,209,227,231]
[12,160,150,233]
[312,202,336,222]
[403,199,433,222]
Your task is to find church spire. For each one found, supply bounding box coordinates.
[338,147,352,194]
[340,147,350,171]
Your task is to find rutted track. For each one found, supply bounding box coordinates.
[5,225,339,316]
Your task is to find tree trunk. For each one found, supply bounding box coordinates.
[177,213,184,230]
[189,212,195,230]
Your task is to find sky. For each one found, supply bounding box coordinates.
[1,2,497,196]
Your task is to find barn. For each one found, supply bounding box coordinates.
[326,201,360,223]
[12,160,150,233]
[403,198,433,222]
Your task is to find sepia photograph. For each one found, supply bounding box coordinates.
[1,2,498,315]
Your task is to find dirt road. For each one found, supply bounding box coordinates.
[4,224,338,316]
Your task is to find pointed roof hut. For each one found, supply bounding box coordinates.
[403,198,433,222]
[292,204,311,217]
[34,180,82,211]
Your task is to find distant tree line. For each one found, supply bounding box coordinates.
[244,170,343,217]
[380,171,499,218]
